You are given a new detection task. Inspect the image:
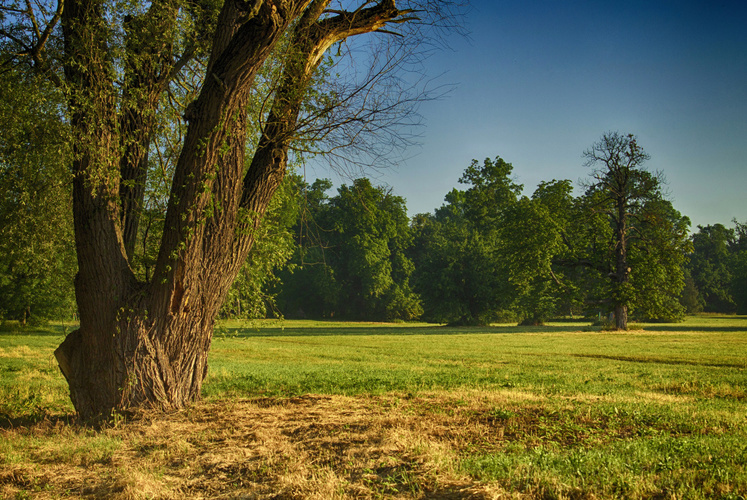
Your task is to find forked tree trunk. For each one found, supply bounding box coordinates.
[55,0,409,420]
[55,286,230,418]
[54,0,299,420]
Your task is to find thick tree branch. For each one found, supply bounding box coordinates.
[238,1,411,215]
[119,0,185,261]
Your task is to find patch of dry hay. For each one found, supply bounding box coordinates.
[1,394,514,499]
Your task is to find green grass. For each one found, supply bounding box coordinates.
[462,435,747,499]
[0,322,75,421]
[206,316,747,498]
[1,315,745,498]
[206,317,746,400]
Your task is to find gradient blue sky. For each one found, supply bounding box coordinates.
[314,0,747,229]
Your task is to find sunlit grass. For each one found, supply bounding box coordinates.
[462,434,747,499]
[205,318,747,402]
[205,315,747,498]
[0,315,745,498]
[0,323,74,421]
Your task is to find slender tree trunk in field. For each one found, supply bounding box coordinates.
[53,0,411,420]
[614,208,630,330]
[614,303,628,330]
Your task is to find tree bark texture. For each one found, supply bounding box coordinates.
[54,0,411,420]
[614,303,628,331]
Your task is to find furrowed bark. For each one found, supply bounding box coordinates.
[55,0,136,418]
[613,174,630,330]
[56,0,414,420]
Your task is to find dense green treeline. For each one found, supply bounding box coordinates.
[239,134,746,325]
[0,67,76,324]
[208,133,744,325]
[300,136,692,327]
[684,220,747,314]
[0,72,743,326]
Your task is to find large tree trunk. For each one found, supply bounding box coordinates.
[55,0,303,420]
[55,0,409,420]
[55,305,217,418]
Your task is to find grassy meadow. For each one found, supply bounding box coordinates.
[0,316,745,499]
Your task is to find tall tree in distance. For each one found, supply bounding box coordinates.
[1,0,463,419]
[326,178,421,320]
[279,178,421,321]
[687,220,747,314]
[499,180,576,325]
[581,132,685,329]
[688,224,737,313]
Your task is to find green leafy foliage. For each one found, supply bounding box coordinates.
[576,133,690,326]
[627,199,690,321]
[459,156,522,231]
[411,157,520,325]
[412,213,505,325]
[499,181,575,325]
[688,220,747,314]
[412,142,691,326]
[279,177,421,321]
[0,67,76,323]
[220,176,300,319]
[689,223,738,313]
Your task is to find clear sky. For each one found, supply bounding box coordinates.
[311,0,747,229]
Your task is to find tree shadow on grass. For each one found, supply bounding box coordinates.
[0,411,77,430]
[215,321,747,338]
[640,325,747,333]
[571,353,746,369]
[214,323,604,338]
[0,322,76,337]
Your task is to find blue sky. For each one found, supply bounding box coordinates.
[313,0,747,229]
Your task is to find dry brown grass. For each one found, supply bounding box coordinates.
[0,393,523,499]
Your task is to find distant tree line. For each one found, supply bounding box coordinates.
[226,132,741,328]
[1,115,744,327]
[683,221,747,315]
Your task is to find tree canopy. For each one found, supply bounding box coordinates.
[410,137,692,330]
[687,221,747,314]
[410,157,520,325]
[577,132,690,329]
[279,177,421,321]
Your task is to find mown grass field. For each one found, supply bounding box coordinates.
[1,316,745,499]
